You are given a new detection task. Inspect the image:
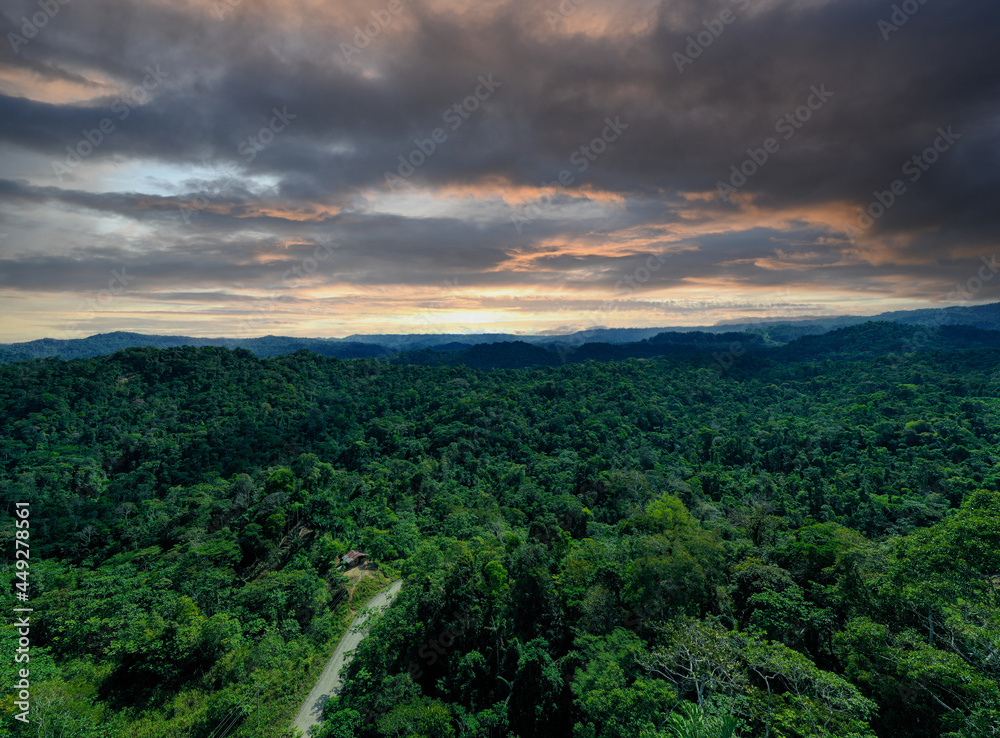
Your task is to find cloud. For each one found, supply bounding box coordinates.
[0,0,997,339]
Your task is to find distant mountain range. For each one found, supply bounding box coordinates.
[0,333,391,365]
[3,301,1000,366]
[388,323,1000,371]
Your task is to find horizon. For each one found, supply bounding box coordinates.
[1,0,998,343]
[3,298,996,345]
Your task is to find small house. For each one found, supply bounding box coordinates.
[342,550,368,568]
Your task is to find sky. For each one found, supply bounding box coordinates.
[0,0,998,341]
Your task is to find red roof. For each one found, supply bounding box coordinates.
[343,550,367,565]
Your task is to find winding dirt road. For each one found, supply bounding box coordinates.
[291,580,402,736]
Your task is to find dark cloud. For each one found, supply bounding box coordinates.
[0,0,998,338]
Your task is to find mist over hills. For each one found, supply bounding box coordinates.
[3,302,1000,366]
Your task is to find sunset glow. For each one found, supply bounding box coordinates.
[1,0,997,340]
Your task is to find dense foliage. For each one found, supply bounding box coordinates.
[1,322,999,736]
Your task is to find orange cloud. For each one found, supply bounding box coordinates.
[0,64,119,105]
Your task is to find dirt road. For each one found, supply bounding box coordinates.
[290,580,403,735]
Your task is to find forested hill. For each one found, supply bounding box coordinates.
[389,323,1000,369]
[5,299,1000,365]
[1,334,999,736]
[0,331,392,365]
